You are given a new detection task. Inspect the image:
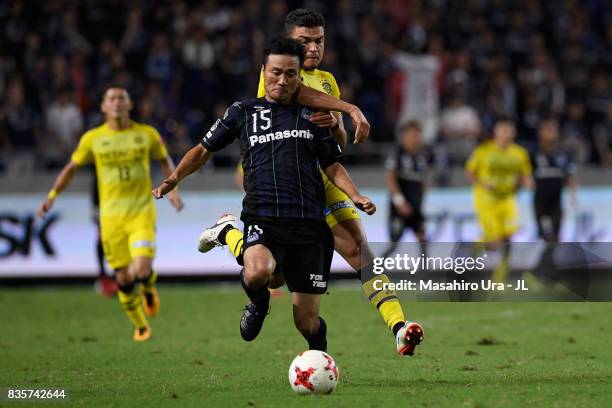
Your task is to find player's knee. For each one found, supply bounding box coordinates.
[115,268,133,286]
[339,238,363,262]
[132,263,151,281]
[243,262,274,287]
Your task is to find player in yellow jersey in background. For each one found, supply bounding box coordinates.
[38,86,184,341]
[198,9,423,356]
[466,117,533,282]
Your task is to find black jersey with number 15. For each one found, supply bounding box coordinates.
[201,98,343,221]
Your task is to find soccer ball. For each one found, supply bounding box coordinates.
[288,350,339,395]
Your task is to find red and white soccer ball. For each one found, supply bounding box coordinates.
[288,350,339,395]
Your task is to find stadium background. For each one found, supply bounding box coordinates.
[1,0,611,277]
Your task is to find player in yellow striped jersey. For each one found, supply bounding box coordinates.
[466,117,533,282]
[38,86,184,341]
[198,9,423,356]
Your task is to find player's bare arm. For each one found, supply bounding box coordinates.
[37,161,79,218]
[153,144,212,198]
[295,84,369,144]
[521,174,534,190]
[324,162,376,215]
[385,169,412,217]
[159,154,185,211]
[310,111,347,148]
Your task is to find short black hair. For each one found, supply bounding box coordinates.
[263,36,305,67]
[539,115,559,126]
[400,120,422,134]
[284,8,325,33]
[494,114,515,126]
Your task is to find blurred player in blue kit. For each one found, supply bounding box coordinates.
[384,120,428,257]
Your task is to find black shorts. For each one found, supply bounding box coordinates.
[534,201,562,241]
[388,203,425,240]
[242,216,334,294]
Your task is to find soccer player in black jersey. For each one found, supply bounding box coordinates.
[152,37,375,351]
[384,121,428,256]
[531,118,577,243]
[200,9,423,357]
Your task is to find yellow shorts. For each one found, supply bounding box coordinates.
[100,219,156,270]
[474,197,518,242]
[321,170,360,228]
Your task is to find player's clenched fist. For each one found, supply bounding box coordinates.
[309,111,337,128]
[352,195,376,215]
[152,177,178,199]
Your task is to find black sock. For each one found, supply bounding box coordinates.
[306,317,327,352]
[392,321,404,336]
[240,269,269,306]
[117,281,135,294]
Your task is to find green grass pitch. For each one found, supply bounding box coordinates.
[1,284,611,407]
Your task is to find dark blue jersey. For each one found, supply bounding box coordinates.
[530,148,576,205]
[385,146,428,209]
[201,98,343,220]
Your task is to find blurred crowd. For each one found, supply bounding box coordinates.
[0,0,611,172]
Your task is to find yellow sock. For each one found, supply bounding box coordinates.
[362,274,405,332]
[118,287,148,329]
[226,229,244,259]
[141,269,157,292]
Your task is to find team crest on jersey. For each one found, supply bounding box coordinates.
[246,225,263,243]
[321,80,332,94]
[300,107,314,121]
[134,135,144,144]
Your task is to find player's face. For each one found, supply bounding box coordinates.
[101,88,132,119]
[263,54,301,103]
[289,26,324,71]
[493,122,515,147]
[539,121,559,144]
[402,128,422,152]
